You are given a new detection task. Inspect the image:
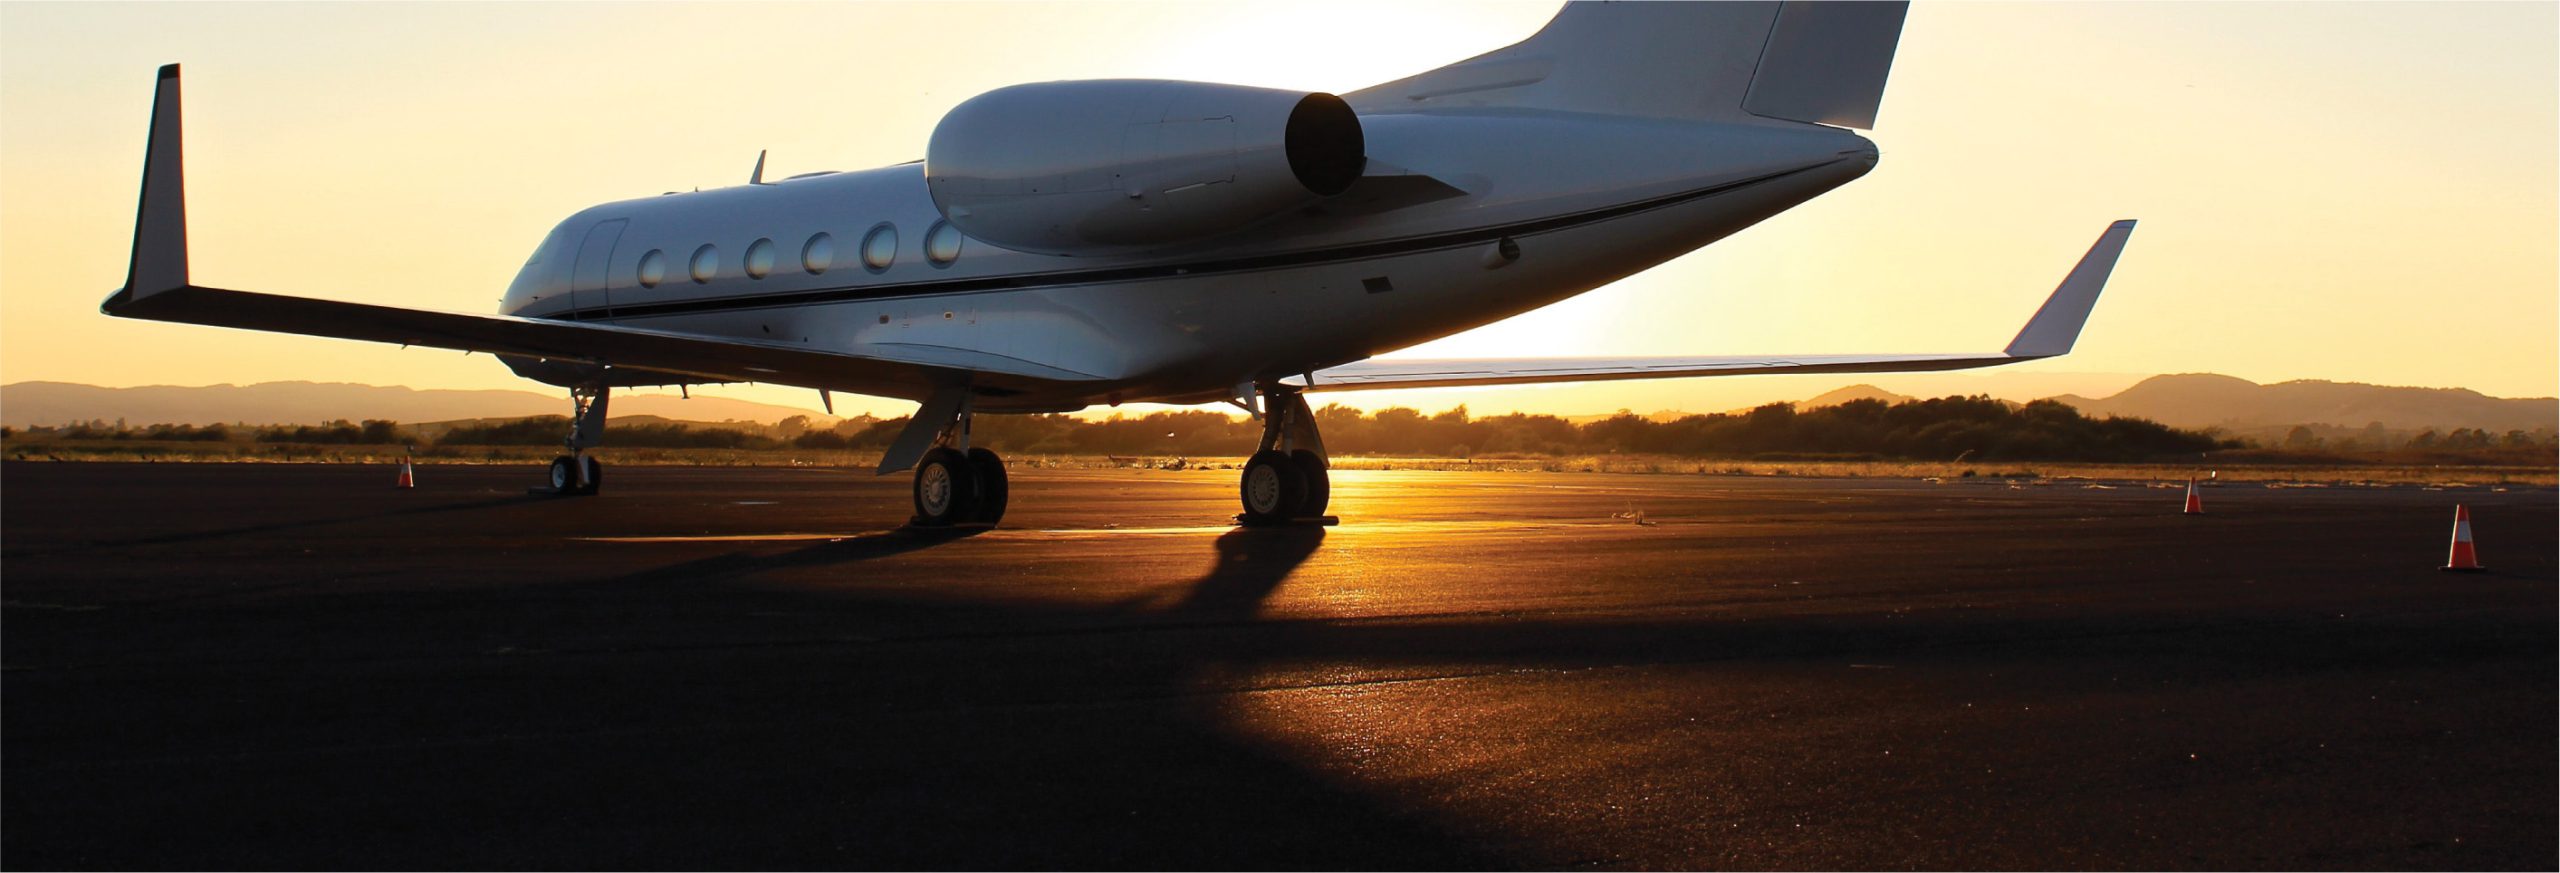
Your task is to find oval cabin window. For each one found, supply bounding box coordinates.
[803,233,834,274]
[690,245,719,284]
[637,250,666,288]
[925,221,964,266]
[861,224,898,271]
[744,238,776,279]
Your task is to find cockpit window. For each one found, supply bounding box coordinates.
[524,222,571,267]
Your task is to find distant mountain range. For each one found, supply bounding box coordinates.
[1568,375,2552,435]
[0,381,835,429]
[5,375,2551,437]
[2048,374,2553,434]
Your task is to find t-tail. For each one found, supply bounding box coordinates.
[1346,0,1907,129]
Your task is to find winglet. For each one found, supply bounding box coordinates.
[749,149,768,185]
[107,63,189,311]
[2002,219,2134,358]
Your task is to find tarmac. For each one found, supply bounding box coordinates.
[4,461,2553,869]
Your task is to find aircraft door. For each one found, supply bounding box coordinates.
[569,219,627,316]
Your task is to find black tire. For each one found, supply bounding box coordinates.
[547,456,577,496]
[912,447,977,526]
[966,447,1008,525]
[577,455,604,496]
[1289,449,1329,517]
[1240,449,1306,522]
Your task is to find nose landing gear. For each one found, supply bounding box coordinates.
[1237,388,1335,526]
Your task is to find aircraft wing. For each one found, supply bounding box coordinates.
[1296,219,2135,392]
[101,65,1098,401]
[104,284,1102,396]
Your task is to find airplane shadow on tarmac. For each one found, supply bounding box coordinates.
[1173,526,1327,619]
[8,495,2554,870]
[6,494,536,558]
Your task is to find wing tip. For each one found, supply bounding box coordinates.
[2001,219,2138,358]
[118,63,189,308]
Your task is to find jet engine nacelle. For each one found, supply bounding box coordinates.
[925,79,1365,256]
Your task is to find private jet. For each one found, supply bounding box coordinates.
[103,1,2133,526]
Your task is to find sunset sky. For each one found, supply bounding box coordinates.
[3,1,2553,420]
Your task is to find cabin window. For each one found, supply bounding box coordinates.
[803,233,835,274]
[690,244,719,283]
[744,238,776,279]
[925,220,964,267]
[861,223,898,271]
[637,249,666,288]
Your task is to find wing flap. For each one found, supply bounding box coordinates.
[1301,352,2012,391]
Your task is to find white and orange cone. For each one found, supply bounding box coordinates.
[394,455,415,489]
[2181,478,2203,515]
[2442,505,2484,572]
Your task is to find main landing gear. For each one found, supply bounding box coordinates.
[902,396,1008,528]
[543,385,608,497]
[912,444,1008,527]
[1238,388,1332,525]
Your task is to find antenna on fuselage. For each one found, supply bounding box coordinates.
[749,149,768,185]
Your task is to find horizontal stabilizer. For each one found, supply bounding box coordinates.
[1298,220,2136,392]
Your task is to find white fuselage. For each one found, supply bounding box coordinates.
[499,111,1876,412]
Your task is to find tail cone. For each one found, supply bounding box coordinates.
[2182,478,2202,515]
[2442,504,2484,572]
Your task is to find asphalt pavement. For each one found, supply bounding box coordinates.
[5,461,2552,869]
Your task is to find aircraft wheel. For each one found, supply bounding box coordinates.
[912,447,978,526]
[577,455,604,496]
[967,447,1008,525]
[1290,449,1329,517]
[547,456,577,495]
[1240,449,1306,522]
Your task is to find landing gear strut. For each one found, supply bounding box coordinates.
[545,385,607,496]
[1238,387,1331,525]
[901,393,1007,528]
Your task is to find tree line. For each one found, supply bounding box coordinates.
[26,397,2548,463]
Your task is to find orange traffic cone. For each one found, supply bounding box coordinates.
[394,455,415,490]
[2181,478,2203,515]
[2442,505,2484,572]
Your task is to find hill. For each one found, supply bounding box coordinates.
[1795,384,1917,410]
[0,381,833,428]
[2048,374,2555,434]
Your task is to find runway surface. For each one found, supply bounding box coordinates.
[5,461,2553,869]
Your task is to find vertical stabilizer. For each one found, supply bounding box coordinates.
[1743,3,1906,129]
[1345,1,1907,130]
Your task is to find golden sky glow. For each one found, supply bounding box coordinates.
[3,1,2553,420]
